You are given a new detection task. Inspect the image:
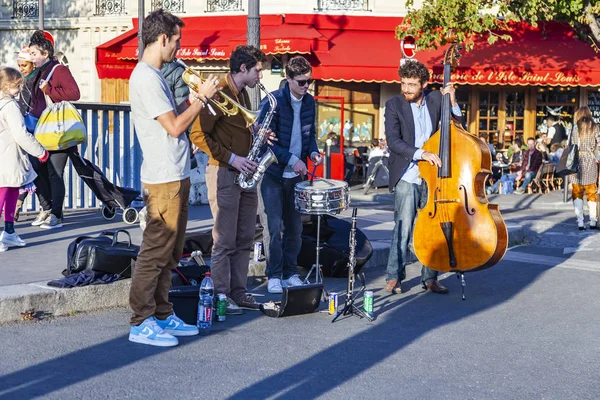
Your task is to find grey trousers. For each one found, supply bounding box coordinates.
[206,165,258,303]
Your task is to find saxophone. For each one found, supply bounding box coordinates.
[236,82,278,191]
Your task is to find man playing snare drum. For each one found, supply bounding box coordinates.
[257,56,323,294]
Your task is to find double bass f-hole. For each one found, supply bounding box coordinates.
[459,185,476,216]
[428,187,439,218]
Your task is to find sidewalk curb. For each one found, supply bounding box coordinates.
[0,225,525,324]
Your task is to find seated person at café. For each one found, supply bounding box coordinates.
[486,139,523,195]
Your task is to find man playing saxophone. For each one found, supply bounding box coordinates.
[189,45,267,314]
[257,56,323,294]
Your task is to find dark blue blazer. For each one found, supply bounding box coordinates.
[258,82,319,178]
[384,90,465,191]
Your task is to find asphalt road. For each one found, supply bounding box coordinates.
[1,253,599,400]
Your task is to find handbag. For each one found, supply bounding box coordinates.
[65,230,139,278]
[24,113,39,133]
[34,65,86,151]
[556,133,579,177]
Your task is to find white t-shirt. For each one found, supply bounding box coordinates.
[129,62,190,184]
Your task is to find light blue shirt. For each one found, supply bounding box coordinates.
[402,98,462,184]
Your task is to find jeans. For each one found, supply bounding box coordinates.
[386,179,438,285]
[520,171,536,190]
[33,149,73,218]
[488,173,517,194]
[129,178,190,326]
[259,173,303,279]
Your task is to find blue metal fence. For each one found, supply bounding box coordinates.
[24,102,143,213]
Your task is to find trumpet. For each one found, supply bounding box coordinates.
[176,59,258,128]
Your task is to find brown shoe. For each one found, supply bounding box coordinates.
[385,280,402,294]
[426,280,449,294]
[236,294,261,311]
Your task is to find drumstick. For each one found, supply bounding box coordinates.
[309,165,317,186]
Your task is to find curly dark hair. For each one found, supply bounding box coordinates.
[398,60,429,84]
[285,56,311,79]
[230,45,267,74]
[142,9,184,49]
[29,30,54,59]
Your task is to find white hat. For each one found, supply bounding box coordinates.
[17,46,33,62]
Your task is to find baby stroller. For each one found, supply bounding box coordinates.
[70,152,142,225]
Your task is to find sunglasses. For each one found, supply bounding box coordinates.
[294,78,314,87]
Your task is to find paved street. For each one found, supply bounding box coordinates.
[2,190,600,399]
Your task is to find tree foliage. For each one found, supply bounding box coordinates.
[397,0,600,52]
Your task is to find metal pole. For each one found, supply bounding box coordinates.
[247,0,261,109]
[138,0,145,60]
[38,0,44,30]
[563,175,569,202]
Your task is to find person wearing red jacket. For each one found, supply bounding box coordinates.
[28,30,80,229]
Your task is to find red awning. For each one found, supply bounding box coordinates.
[312,29,401,83]
[96,15,284,79]
[228,24,329,55]
[415,22,600,87]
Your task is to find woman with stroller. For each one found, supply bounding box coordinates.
[0,67,48,252]
[28,30,80,229]
[570,106,600,230]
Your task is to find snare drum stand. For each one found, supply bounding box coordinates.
[303,214,329,300]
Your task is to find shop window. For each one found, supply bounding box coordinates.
[535,86,578,135]
[315,82,380,148]
[95,0,126,16]
[12,0,38,18]
[316,0,370,11]
[206,0,242,12]
[152,0,185,13]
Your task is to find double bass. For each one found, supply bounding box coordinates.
[413,38,508,286]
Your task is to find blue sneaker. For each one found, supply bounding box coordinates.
[156,313,199,337]
[129,317,179,347]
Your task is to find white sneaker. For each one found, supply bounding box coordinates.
[0,231,26,247]
[282,274,305,288]
[268,278,283,294]
[31,210,51,226]
[40,214,63,230]
[0,242,7,252]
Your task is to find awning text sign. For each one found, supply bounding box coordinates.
[429,68,583,86]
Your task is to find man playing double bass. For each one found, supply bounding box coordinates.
[385,60,464,295]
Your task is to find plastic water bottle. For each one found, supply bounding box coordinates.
[199,272,214,298]
[197,272,214,330]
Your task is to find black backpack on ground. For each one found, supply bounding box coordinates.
[65,230,139,278]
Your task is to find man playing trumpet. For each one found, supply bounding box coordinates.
[189,45,268,314]
[128,9,219,347]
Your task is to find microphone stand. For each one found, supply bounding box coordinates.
[332,207,373,322]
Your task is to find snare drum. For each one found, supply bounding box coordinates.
[295,179,349,215]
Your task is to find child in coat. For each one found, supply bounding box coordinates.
[0,66,48,251]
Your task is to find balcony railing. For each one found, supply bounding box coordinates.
[152,0,185,13]
[316,0,369,11]
[12,0,38,19]
[206,0,243,13]
[95,0,127,16]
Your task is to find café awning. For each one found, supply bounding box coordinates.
[415,22,600,87]
[228,23,329,55]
